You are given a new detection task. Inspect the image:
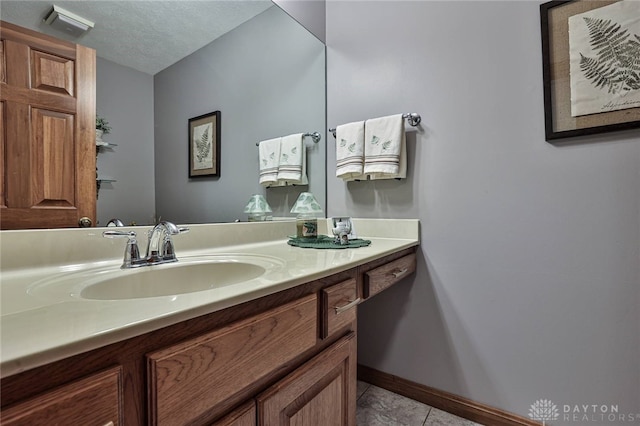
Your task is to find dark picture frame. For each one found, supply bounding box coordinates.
[540,0,640,141]
[188,111,221,177]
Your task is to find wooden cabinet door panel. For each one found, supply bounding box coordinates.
[0,366,123,426]
[212,401,256,426]
[0,21,95,229]
[148,294,317,426]
[1,99,5,209]
[257,332,357,426]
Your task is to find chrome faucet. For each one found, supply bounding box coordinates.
[145,221,189,264]
[105,218,125,227]
[103,221,189,269]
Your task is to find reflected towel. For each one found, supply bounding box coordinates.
[335,121,365,181]
[363,114,406,179]
[277,133,308,185]
[259,137,281,187]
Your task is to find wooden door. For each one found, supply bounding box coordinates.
[257,332,357,426]
[0,20,96,229]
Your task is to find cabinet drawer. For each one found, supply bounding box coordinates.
[321,278,359,339]
[363,253,416,299]
[0,366,122,426]
[147,294,317,426]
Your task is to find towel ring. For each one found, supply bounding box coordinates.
[256,132,321,146]
[329,113,422,138]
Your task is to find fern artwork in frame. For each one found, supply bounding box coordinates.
[540,0,640,141]
[189,111,221,177]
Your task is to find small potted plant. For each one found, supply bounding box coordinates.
[95,115,111,144]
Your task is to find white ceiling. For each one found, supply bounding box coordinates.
[0,0,274,75]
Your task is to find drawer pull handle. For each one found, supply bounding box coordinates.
[103,422,114,426]
[391,268,409,279]
[334,298,361,314]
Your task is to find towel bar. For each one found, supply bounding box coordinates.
[329,113,421,138]
[256,132,321,146]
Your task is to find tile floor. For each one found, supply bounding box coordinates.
[356,381,484,426]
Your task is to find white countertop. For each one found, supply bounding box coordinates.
[0,219,419,378]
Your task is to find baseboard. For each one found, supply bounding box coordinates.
[357,364,540,426]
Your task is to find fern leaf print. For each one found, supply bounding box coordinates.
[370,135,380,145]
[340,138,347,147]
[382,140,392,151]
[568,1,640,117]
[348,143,356,153]
[192,122,213,170]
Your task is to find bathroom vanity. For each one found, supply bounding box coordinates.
[0,219,418,425]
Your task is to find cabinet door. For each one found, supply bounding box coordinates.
[0,366,122,426]
[148,294,317,426]
[257,332,357,426]
[212,401,256,426]
[0,21,96,229]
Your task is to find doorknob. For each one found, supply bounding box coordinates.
[78,216,93,227]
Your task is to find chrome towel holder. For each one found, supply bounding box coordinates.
[329,113,421,138]
[256,132,321,146]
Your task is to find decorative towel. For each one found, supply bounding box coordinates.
[335,121,365,181]
[277,133,308,185]
[259,137,281,187]
[363,114,406,180]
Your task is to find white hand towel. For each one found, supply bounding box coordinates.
[363,114,406,180]
[259,137,281,187]
[335,121,365,181]
[277,133,308,185]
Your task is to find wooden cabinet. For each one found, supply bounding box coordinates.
[0,21,96,229]
[0,248,416,426]
[0,366,122,426]
[321,278,359,339]
[363,253,416,299]
[147,295,317,426]
[257,333,357,426]
[212,401,256,426]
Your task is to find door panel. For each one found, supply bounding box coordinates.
[31,108,75,207]
[257,332,357,426]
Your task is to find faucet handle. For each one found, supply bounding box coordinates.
[159,227,189,261]
[103,230,142,269]
[103,230,136,238]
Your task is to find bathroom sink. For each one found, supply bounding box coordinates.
[80,261,266,300]
[27,254,283,301]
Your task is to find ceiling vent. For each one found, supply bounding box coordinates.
[44,5,94,37]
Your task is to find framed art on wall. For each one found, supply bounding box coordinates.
[189,111,221,177]
[540,0,640,141]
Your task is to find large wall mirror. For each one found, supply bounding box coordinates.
[1,0,326,226]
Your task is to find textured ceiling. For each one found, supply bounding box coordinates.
[0,0,274,75]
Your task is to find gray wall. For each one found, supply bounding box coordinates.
[274,0,326,43]
[154,5,326,223]
[326,0,639,422]
[96,57,155,226]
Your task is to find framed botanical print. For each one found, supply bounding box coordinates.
[189,111,220,177]
[540,0,640,141]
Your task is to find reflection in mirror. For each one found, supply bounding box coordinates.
[0,1,326,227]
